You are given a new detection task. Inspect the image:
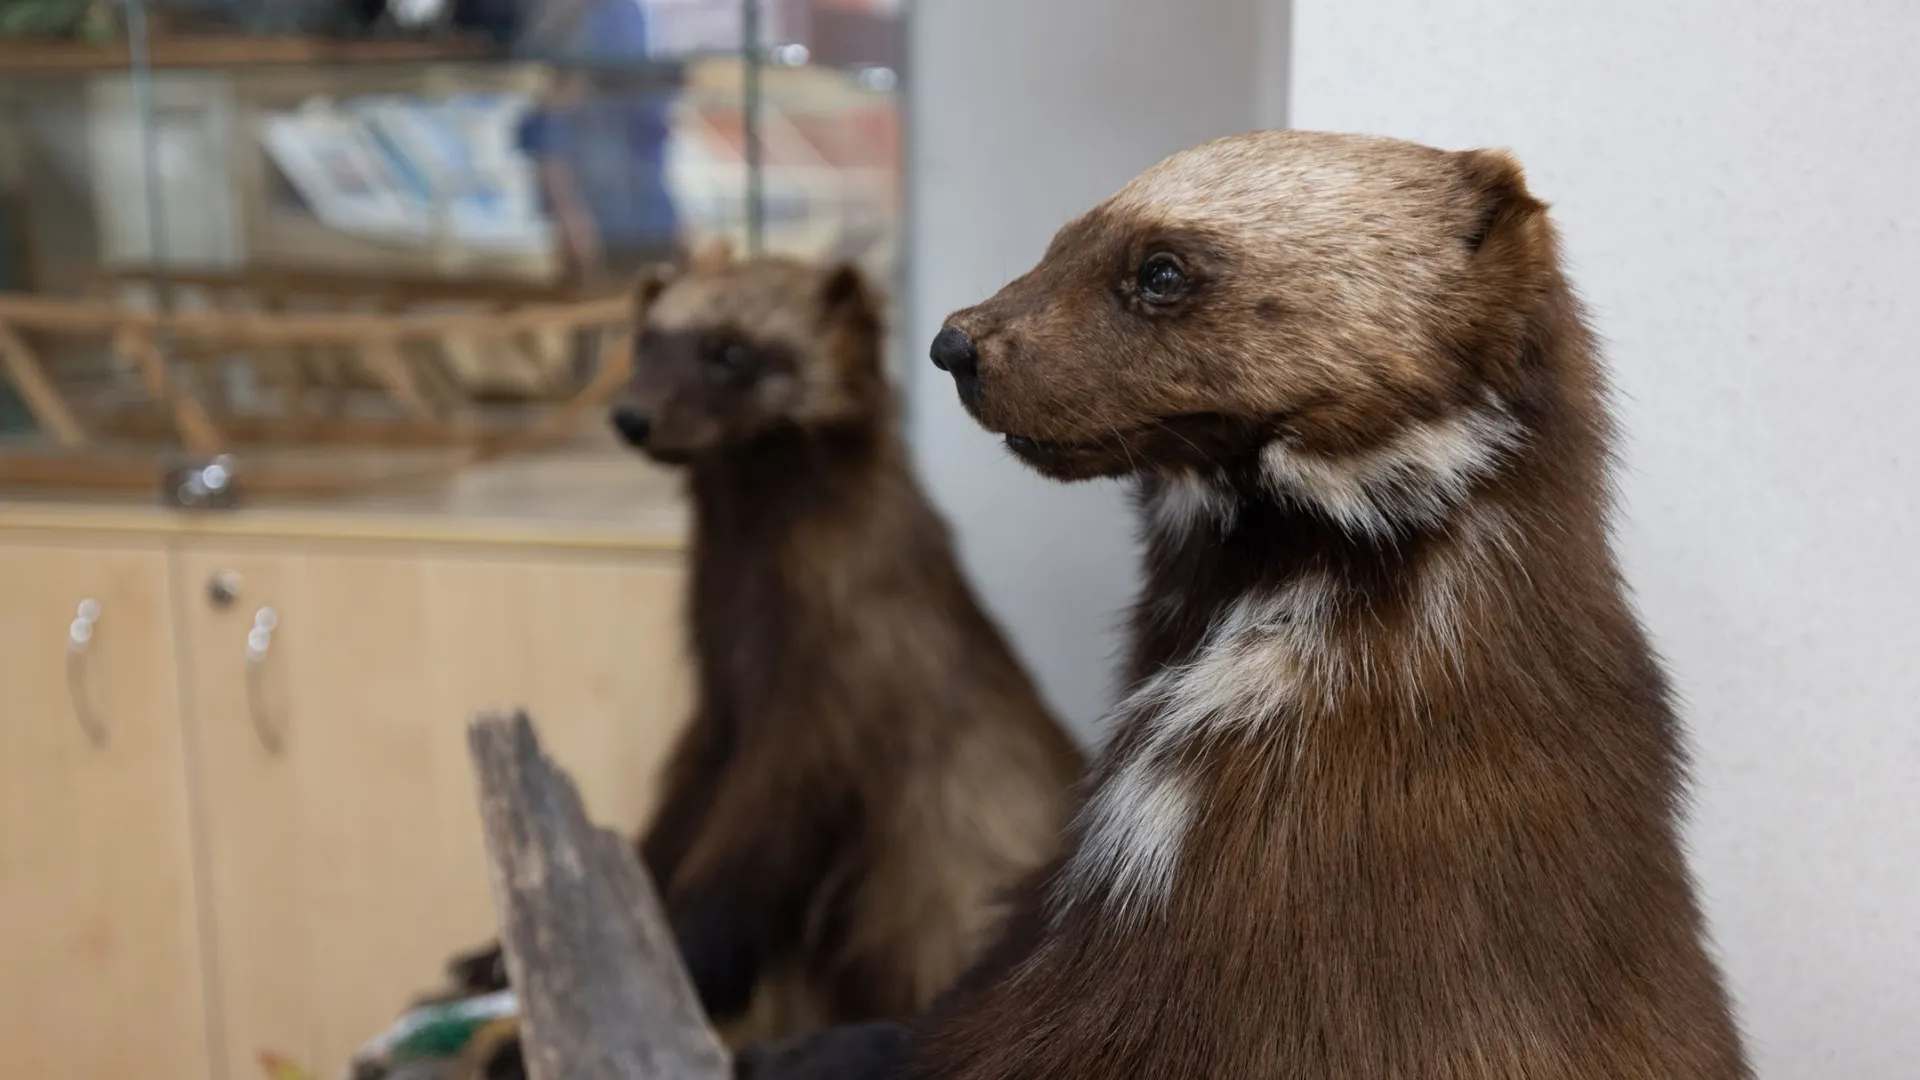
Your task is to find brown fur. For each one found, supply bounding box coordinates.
[628,252,1081,1041]
[765,130,1748,1079]
[424,252,1082,1070]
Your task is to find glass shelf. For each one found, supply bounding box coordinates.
[0,0,907,523]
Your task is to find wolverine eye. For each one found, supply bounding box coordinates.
[706,339,752,375]
[1136,255,1189,302]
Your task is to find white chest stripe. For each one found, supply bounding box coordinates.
[1260,400,1523,538]
[1061,582,1330,922]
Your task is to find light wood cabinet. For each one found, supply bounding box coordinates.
[0,506,691,1080]
[0,534,212,1080]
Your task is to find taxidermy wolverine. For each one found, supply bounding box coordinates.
[736,130,1751,1080]
[385,245,1083,1080]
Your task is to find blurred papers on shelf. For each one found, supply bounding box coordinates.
[261,95,551,255]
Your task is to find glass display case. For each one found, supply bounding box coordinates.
[0,0,906,515]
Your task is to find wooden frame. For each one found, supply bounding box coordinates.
[0,289,633,497]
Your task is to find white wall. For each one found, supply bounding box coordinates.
[904,0,1264,734]
[1289,2,1920,1076]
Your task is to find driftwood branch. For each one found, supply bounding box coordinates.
[467,711,729,1080]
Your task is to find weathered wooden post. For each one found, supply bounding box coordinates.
[467,711,729,1080]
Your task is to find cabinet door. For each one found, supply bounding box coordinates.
[174,545,691,1080]
[0,536,213,1080]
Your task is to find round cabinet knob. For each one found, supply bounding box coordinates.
[68,598,101,652]
[246,606,278,662]
[208,570,243,609]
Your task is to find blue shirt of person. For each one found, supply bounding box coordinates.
[515,0,681,254]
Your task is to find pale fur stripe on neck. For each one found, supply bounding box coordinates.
[1068,401,1526,921]
[1059,576,1336,922]
[1260,398,1524,538]
[1147,467,1239,539]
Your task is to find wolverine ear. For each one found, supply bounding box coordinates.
[1456,148,1546,255]
[631,262,674,319]
[820,262,878,325]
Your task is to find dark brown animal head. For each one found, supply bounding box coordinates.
[613,244,887,464]
[931,130,1556,489]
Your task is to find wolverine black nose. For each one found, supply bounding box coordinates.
[929,325,980,403]
[609,406,651,448]
[929,325,978,378]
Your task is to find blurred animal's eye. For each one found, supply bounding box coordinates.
[707,341,752,374]
[1137,256,1189,302]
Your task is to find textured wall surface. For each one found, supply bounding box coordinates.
[905,0,1263,735]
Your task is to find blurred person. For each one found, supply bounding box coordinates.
[516,0,685,283]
